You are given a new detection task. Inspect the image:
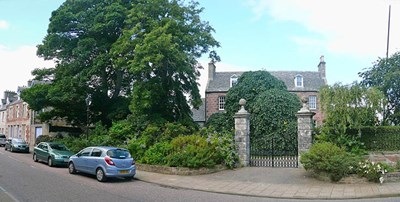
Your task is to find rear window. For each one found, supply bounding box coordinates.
[106,149,131,159]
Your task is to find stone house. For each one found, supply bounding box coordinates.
[0,91,18,135]
[194,56,328,126]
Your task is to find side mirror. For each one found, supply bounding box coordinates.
[77,153,81,157]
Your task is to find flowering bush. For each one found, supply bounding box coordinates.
[356,160,390,183]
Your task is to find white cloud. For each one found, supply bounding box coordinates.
[0,45,54,95]
[0,20,9,29]
[246,0,400,58]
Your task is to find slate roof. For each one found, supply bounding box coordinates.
[206,70,326,93]
[192,98,206,122]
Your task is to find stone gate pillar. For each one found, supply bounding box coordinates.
[234,99,250,167]
[296,99,315,168]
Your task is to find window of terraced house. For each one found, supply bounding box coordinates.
[218,96,225,110]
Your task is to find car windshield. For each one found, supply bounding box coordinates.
[106,149,131,159]
[49,144,69,151]
[13,139,26,144]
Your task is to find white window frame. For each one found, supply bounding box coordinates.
[230,75,238,87]
[295,75,303,87]
[309,95,317,110]
[218,96,225,110]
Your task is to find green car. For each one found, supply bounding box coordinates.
[33,142,74,167]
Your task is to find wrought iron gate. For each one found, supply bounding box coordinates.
[250,134,298,168]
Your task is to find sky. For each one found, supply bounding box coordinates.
[1,0,400,98]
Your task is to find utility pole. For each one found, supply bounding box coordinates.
[386,5,391,59]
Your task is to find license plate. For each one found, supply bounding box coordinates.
[64,159,69,162]
[119,170,129,174]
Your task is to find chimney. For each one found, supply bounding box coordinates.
[208,61,216,81]
[318,55,327,84]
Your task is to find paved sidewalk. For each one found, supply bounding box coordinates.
[135,167,400,199]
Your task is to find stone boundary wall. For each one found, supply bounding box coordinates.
[385,172,400,182]
[136,163,226,175]
[311,172,400,184]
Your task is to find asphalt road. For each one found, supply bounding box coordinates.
[1,148,400,202]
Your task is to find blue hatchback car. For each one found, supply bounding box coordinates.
[68,146,136,182]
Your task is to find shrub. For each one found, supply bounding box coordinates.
[90,134,112,147]
[300,142,361,182]
[127,135,153,162]
[108,120,135,145]
[35,135,55,145]
[206,129,238,168]
[205,113,233,132]
[314,131,367,155]
[54,136,89,153]
[141,141,173,165]
[168,135,218,168]
[158,122,195,142]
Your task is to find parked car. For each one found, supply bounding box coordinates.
[0,134,6,147]
[68,146,136,182]
[5,138,29,153]
[33,142,74,167]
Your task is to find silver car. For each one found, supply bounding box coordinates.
[68,146,136,182]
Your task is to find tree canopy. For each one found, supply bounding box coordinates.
[223,71,300,142]
[319,82,385,136]
[252,88,301,142]
[359,52,400,125]
[225,71,286,118]
[21,0,219,129]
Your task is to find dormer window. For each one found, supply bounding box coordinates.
[230,75,238,87]
[295,75,303,87]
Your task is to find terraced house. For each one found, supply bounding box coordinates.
[1,81,81,151]
[194,56,328,126]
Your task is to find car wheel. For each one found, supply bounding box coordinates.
[96,168,107,182]
[48,157,53,167]
[33,153,38,162]
[68,162,76,174]
[10,147,13,152]
[4,146,7,151]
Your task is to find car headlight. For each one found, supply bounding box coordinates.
[54,155,63,159]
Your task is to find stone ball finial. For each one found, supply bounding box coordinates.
[301,97,308,104]
[299,97,310,112]
[238,98,248,113]
[239,98,246,106]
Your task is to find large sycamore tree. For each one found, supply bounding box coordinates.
[21,0,219,128]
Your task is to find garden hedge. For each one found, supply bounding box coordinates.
[346,126,400,151]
